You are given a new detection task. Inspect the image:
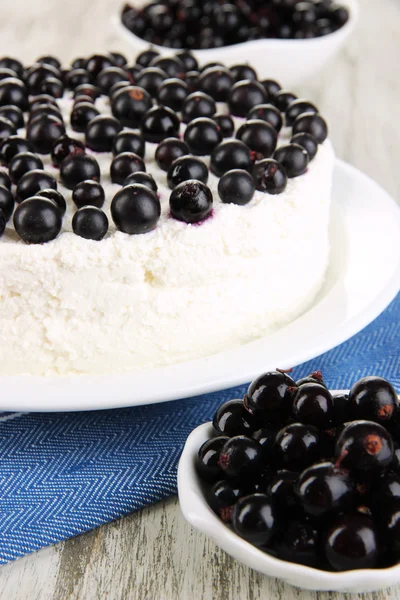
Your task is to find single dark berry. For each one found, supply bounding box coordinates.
[70,57,85,70]
[110,152,146,185]
[228,80,267,117]
[0,135,33,165]
[252,159,288,194]
[109,81,131,99]
[155,138,189,172]
[274,423,321,470]
[0,105,24,129]
[218,435,263,480]
[39,77,64,98]
[0,185,14,221]
[348,376,398,426]
[111,132,145,160]
[111,184,161,234]
[73,83,101,100]
[13,197,62,244]
[16,169,57,203]
[247,104,283,133]
[296,461,355,516]
[273,90,297,113]
[9,152,44,184]
[27,114,65,155]
[64,68,93,89]
[293,383,334,429]
[182,92,216,124]
[210,140,253,177]
[51,135,85,167]
[0,78,28,111]
[60,154,100,190]
[335,420,394,471]
[149,55,185,79]
[70,102,100,133]
[25,63,62,95]
[237,119,277,159]
[136,67,167,97]
[109,51,127,68]
[232,494,277,546]
[196,436,229,483]
[213,114,234,138]
[111,85,153,128]
[85,115,122,152]
[275,519,318,567]
[72,180,105,209]
[293,112,328,144]
[36,188,66,216]
[157,78,189,112]
[290,132,319,160]
[218,169,255,206]
[0,67,18,82]
[286,99,318,126]
[296,370,326,387]
[207,480,244,521]
[123,171,157,192]
[245,370,297,419]
[167,156,208,190]
[274,144,309,178]
[324,514,381,571]
[230,64,257,82]
[213,399,255,437]
[0,115,16,140]
[136,49,160,68]
[0,57,23,78]
[96,66,129,94]
[268,469,299,509]
[184,117,222,156]
[176,51,198,72]
[0,170,11,189]
[85,54,116,78]
[198,67,234,102]
[260,79,282,99]
[329,4,350,27]
[72,206,108,241]
[140,106,180,143]
[169,179,213,224]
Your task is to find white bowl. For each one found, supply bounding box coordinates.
[113,0,359,87]
[178,420,400,593]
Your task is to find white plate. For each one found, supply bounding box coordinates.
[178,420,400,593]
[113,0,359,88]
[1,160,399,412]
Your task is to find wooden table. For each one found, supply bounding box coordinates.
[0,0,399,598]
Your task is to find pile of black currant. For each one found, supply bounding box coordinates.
[0,48,327,244]
[121,0,350,49]
[196,369,400,572]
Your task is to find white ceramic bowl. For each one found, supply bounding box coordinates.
[178,420,400,593]
[113,0,359,87]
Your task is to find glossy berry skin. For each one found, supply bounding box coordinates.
[72,206,108,241]
[273,90,297,113]
[296,461,355,517]
[155,138,189,172]
[70,102,100,132]
[157,78,189,111]
[51,135,85,167]
[293,113,328,144]
[213,114,234,138]
[198,67,234,102]
[109,52,127,68]
[65,69,95,89]
[376,471,400,509]
[324,514,381,571]
[96,66,129,94]
[207,480,244,521]
[72,180,105,209]
[247,104,283,133]
[261,79,282,99]
[182,92,216,124]
[285,99,318,126]
[348,376,398,426]
[40,77,64,98]
[218,169,255,206]
[0,135,33,165]
[149,55,184,79]
[228,80,267,117]
[293,383,334,429]
[252,159,288,194]
[267,470,299,510]
[111,85,152,128]
[27,114,66,154]
[213,399,255,437]
[85,54,116,78]
[196,436,228,483]
[13,197,62,244]
[231,64,257,82]
[232,494,277,547]
[275,519,318,567]
[0,105,24,129]
[85,116,122,152]
[184,71,199,94]
[123,171,157,192]
[136,67,167,97]
[218,436,263,481]
[237,119,277,159]
[111,184,161,235]
[0,78,28,111]
[110,152,145,185]
[245,370,296,419]
[136,49,159,68]
[169,180,213,224]
[176,51,198,72]
[60,154,100,190]
[0,170,11,190]
[16,169,57,203]
[335,420,394,471]
[112,131,145,158]
[274,423,321,471]
[29,104,62,123]
[0,57,23,78]
[291,132,318,160]
[0,185,14,221]
[0,207,5,237]
[37,188,66,216]
[184,118,222,156]
[140,106,180,144]
[167,156,208,189]
[74,83,101,100]
[274,144,309,178]
[210,140,253,178]
[9,152,43,184]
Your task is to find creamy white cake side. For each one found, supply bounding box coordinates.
[0,98,335,376]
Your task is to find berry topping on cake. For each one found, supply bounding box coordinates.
[111,184,161,234]
[72,206,109,241]
[169,180,213,223]
[13,196,62,244]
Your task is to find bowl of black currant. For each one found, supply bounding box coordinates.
[178,369,400,592]
[116,0,359,87]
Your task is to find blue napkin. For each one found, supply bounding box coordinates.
[0,294,398,565]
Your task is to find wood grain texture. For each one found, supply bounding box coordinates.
[0,0,399,598]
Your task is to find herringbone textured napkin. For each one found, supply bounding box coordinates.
[0,294,398,565]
